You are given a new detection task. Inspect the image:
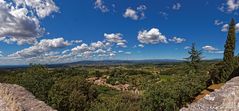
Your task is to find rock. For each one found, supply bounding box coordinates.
[180,77,239,111]
[0,98,10,111]
[0,83,56,111]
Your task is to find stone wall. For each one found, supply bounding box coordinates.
[0,83,56,111]
[181,77,239,111]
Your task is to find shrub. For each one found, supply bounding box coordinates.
[48,76,98,111]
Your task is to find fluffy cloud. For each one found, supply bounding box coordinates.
[227,0,239,12]
[14,0,59,18]
[219,0,239,12]
[123,5,147,20]
[71,33,128,59]
[202,45,218,51]
[71,43,92,57]
[137,28,167,44]
[91,41,105,49]
[123,8,138,20]
[0,0,58,45]
[94,0,109,13]
[0,6,43,44]
[169,37,186,43]
[71,42,114,58]
[5,32,128,64]
[172,3,181,10]
[72,41,106,55]
[202,45,223,54]
[104,33,127,47]
[9,38,70,58]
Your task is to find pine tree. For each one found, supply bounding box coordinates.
[220,18,236,82]
[186,43,202,71]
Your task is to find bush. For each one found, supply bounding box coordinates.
[89,93,141,111]
[48,76,98,111]
[141,71,209,111]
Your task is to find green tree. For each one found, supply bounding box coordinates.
[185,43,202,71]
[220,18,236,82]
[223,18,236,63]
[48,76,98,111]
[209,18,238,84]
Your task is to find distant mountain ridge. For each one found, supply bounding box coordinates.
[67,59,184,65]
[0,59,222,69]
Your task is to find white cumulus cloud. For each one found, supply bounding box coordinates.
[0,0,58,45]
[227,0,239,12]
[137,28,167,44]
[123,5,147,20]
[9,38,70,58]
[123,8,138,20]
[14,0,59,18]
[202,45,223,54]
[104,33,127,47]
[202,45,218,51]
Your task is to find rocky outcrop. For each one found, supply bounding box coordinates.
[0,83,56,111]
[181,77,239,111]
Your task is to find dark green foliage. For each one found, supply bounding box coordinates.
[223,19,236,63]
[141,67,209,111]
[209,19,238,83]
[228,57,239,80]
[1,65,53,102]
[221,18,236,82]
[185,43,202,71]
[88,90,141,111]
[48,76,98,111]
[0,62,213,111]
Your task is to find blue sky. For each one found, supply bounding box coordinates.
[0,0,238,65]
